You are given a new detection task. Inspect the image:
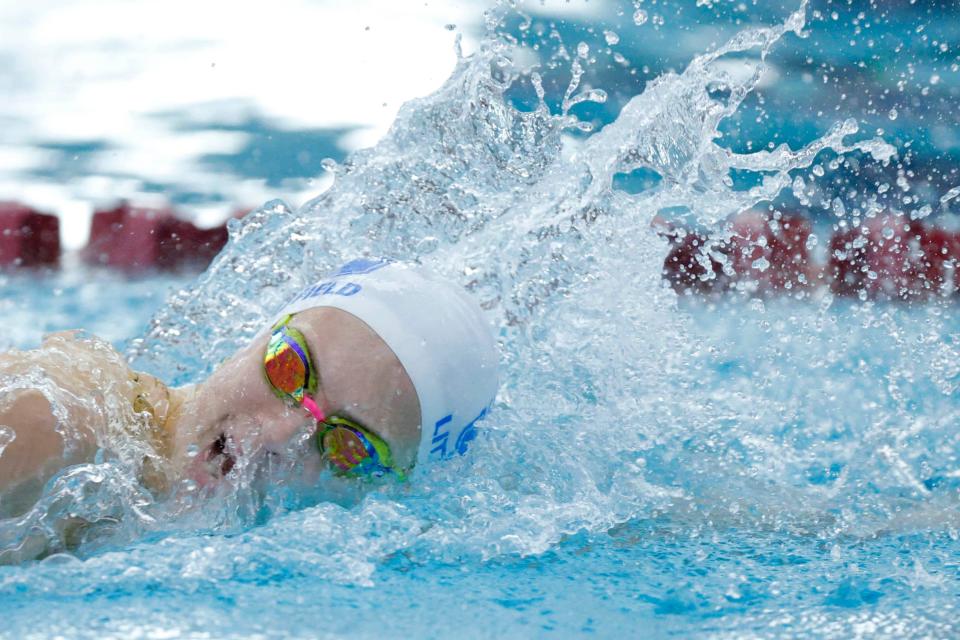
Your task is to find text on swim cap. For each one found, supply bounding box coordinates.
[430,406,489,460]
[430,414,453,458]
[287,280,362,305]
[330,257,393,276]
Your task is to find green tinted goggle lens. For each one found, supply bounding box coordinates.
[318,416,404,480]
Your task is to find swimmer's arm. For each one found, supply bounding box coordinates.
[0,351,98,496]
[0,390,75,494]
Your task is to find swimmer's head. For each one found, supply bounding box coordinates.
[269,259,500,471]
[173,259,498,486]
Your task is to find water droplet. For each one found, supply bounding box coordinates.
[751,257,770,272]
[633,9,648,25]
[832,198,846,218]
[0,426,14,458]
[792,175,806,200]
[416,236,440,253]
[575,121,594,133]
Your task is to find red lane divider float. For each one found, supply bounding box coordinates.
[828,215,959,300]
[84,203,229,271]
[660,211,960,301]
[2,198,958,303]
[728,211,814,293]
[658,211,814,296]
[0,202,60,267]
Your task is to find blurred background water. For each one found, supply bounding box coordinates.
[0,0,477,248]
[3,0,957,253]
[3,1,960,639]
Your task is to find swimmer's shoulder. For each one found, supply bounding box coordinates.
[0,330,143,416]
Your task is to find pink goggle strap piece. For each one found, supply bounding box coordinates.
[302,395,326,422]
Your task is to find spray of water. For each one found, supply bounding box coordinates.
[3,1,942,579]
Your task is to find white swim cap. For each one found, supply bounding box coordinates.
[272,258,499,465]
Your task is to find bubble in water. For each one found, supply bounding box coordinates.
[634,9,648,25]
[604,30,620,46]
[577,42,590,58]
[888,108,898,120]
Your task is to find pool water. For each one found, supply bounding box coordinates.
[0,266,192,351]
[4,291,960,638]
[4,1,960,638]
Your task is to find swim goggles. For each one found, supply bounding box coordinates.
[263,314,404,480]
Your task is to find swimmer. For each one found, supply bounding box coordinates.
[0,259,499,522]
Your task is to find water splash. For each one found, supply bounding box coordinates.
[1,1,937,580]
[0,334,167,561]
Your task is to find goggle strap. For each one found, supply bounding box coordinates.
[270,314,294,335]
[302,396,325,422]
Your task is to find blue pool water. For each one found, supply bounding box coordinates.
[5,281,960,638]
[4,1,960,638]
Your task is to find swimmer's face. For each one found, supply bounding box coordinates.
[175,307,421,486]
